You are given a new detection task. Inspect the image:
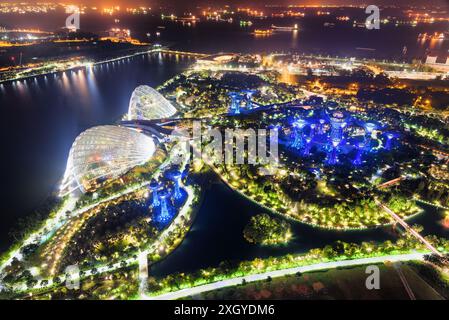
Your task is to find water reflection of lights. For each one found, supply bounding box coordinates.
[291,29,299,49]
[441,214,449,229]
[61,70,71,91]
[14,78,31,98]
[85,65,100,102]
[429,37,443,49]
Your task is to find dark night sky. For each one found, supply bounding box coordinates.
[114,0,449,10]
[172,0,449,6]
[19,0,449,7]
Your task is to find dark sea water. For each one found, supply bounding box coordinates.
[2,12,449,59]
[164,20,449,61]
[125,15,449,60]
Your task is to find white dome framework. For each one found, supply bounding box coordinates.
[128,85,177,121]
[60,125,156,196]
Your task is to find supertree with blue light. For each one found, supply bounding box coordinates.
[363,122,377,147]
[228,92,242,115]
[281,107,400,168]
[327,138,341,165]
[291,119,308,149]
[385,133,395,150]
[353,141,365,165]
[243,90,256,110]
[309,123,317,139]
[303,137,313,156]
[149,179,161,207]
[158,189,172,223]
[170,169,183,200]
[318,119,326,135]
[328,110,348,142]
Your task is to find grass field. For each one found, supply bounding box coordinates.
[193,262,445,300]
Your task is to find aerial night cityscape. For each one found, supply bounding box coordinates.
[1,0,449,310]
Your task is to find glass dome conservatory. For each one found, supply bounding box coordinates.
[127,85,177,120]
[59,125,156,196]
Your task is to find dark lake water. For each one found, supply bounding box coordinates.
[150,182,399,277]
[150,182,448,277]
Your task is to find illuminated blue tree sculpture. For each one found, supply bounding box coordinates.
[303,137,313,156]
[329,111,348,142]
[385,133,394,150]
[309,123,317,139]
[228,92,242,115]
[363,122,377,146]
[158,189,171,223]
[353,141,365,165]
[243,90,256,110]
[291,119,308,149]
[171,170,183,200]
[149,179,161,207]
[318,119,326,135]
[327,139,341,165]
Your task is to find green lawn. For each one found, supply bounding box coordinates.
[194,262,445,300]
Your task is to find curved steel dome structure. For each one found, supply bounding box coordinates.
[60,125,156,196]
[127,85,177,121]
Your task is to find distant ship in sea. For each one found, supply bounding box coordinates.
[353,22,367,28]
[418,32,447,40]
[253,29,273,35]
[356,47,376,51]
[271,24,299,31]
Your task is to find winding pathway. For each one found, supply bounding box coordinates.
[142,252,426,300]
